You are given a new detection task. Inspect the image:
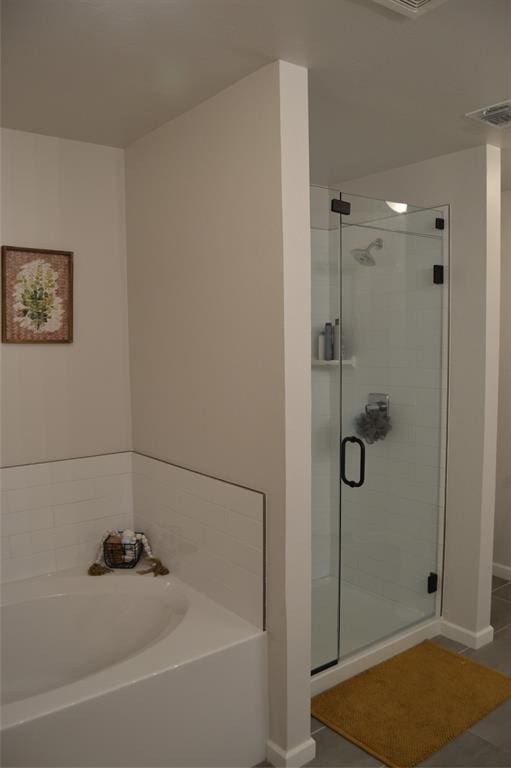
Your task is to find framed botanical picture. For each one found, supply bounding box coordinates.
[2,246,73,343]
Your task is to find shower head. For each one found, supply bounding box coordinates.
[350,237,383,266]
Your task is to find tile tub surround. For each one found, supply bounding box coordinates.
[132,453,265,628]
[0,453,133,582]
[1,451,265,628]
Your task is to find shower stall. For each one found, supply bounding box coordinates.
[311,187,449,674]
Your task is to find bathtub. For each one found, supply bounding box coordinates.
[1,569,267,767]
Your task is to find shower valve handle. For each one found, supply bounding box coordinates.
[340,436,366,488]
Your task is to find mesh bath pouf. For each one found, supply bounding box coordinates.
[355,410,392,444]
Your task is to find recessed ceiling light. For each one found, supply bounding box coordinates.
[386,201,408,214]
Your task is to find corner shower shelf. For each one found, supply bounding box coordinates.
[312,357,356,369]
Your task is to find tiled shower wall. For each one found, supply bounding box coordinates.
[0,453,133,582]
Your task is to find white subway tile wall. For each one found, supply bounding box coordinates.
[132,453,264,628]
[0,453,133,582]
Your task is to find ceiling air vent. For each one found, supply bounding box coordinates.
[466,101,511,130]
[371,0,448,17]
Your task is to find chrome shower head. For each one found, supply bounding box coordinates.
[351,248,376,267]
[350,237,383,266]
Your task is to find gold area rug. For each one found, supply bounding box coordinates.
[311,640,511,767]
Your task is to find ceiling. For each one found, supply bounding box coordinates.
[2,0,511,188]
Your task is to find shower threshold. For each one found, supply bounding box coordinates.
[312,576,426,669]
[311,576,440,695]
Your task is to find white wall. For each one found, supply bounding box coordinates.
[345,145,501,640]
[0,129,132,467]
[279,58,313,766]
[494,191,511,576]
[126,62,312,764]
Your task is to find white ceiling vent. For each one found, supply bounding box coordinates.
[466,100,511,130]
[371,0,449,17]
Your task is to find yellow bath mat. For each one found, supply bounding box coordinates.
[311,640,511,768]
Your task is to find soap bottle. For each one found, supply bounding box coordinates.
[324,322,333,361]
[318,331,326,361]
[334,318,341,361]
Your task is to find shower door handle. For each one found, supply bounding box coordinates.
[340,436,366,488]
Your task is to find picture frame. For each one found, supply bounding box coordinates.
[1,246,73,343]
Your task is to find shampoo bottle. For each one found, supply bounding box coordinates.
[318,331,326,361]
[334,318,341,361]
[324,322,333,361]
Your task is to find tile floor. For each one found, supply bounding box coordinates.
[259,576,511,767]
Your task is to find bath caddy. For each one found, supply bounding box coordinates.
[103,533,144,569]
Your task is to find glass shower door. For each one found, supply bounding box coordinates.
[338,193,447,658]
[311,187,448,671]
[310,186,342,672]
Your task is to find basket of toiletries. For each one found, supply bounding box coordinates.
[103,531,143,569]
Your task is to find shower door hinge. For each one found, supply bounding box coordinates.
[331,198,351,216]
[433,265,444,285]
[427,572,438,594]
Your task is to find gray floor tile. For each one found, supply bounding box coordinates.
[494,582,511,603]
[470,699,511,753]
[311,716,326,734]
[306,726,381,767]
[493,576,509,592]
[491,597,511,631]
[432,635,468,653]
[258,588,510,768]
[419,731,511,767]
[463,631,511,675]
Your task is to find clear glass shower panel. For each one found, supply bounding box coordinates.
[310,186,341,672]
[311,187,447,673]
[339,194,447,658]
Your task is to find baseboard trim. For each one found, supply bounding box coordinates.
[493,562,511,580]
[311,618,441,696]
[440,619,494,649]
[266,737,316,767]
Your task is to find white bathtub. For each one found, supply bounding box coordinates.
[1,569,267,767]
